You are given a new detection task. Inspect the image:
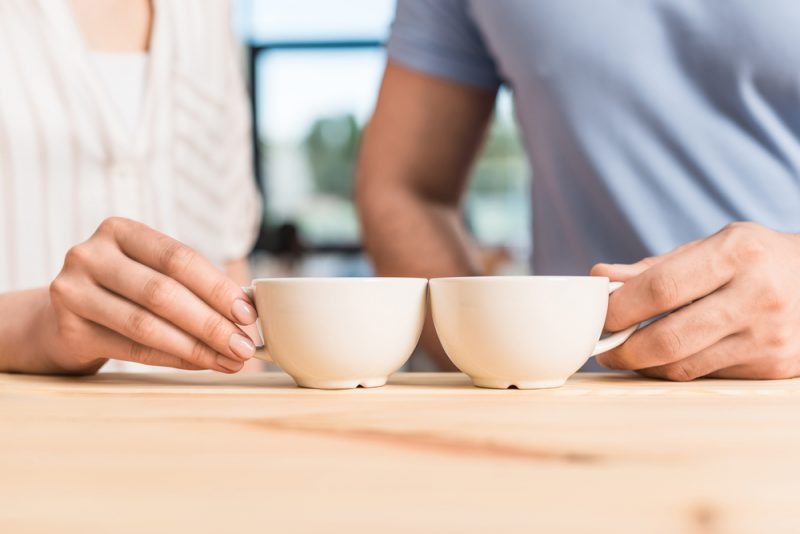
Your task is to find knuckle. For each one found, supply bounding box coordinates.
[758,281,789,313]
[714,302,739,327]
[125,309,157,340]
[203,314,230,342]
[722,221,749,233]
[604,316,626,336]
[662,361,695,382]
[724,221,763,234]
[736,238,768,264]
[64,244,92,268]
[604,301,626,331]
[764,326,792,351]
[175,359,200,371]
[141,276,176,311]
[722,222,769,264]
[48,276,71,304]
[127,343,166,368]
[209,278,233,307]
[159,241,196,275]
[188,339,212,365]
[127,341,149,364]
[649,328,683,360]
[600,341,634,369]
[596,352,620,370]
[647,274,680,309]
[97,216,125,235]
[760,293,789,314]
[705,251,735,284]
[635,367,660,380]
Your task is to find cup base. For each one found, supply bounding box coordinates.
[293,376,388,390]
[470,376,567,390]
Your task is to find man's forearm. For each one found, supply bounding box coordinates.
[355,63,497,369]
[361,189,480,277]
[359,185,481,369]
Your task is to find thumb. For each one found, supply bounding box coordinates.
[591,256,662,281]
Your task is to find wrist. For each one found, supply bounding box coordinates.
[39,297,106,376]
[2,287,104,375]
[0,288,51,373]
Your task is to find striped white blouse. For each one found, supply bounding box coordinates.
[0,0,262,293]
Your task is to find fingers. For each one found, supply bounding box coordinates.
[56,218,256,373]
[602,237,735,331]
[596,289,742,370]
[87,323,205,371]
[708,359,800,380]
[97,218,257,326]
[72,282,243,373]
[591,257,660,281]
[635,334,748,381]
[641,333,800,381]
[92,248,256,362]
[82,321,209,371]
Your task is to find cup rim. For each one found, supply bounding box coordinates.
[251,277,428,284]
[430,275,609,283]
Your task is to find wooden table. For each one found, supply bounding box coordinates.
[2,372,800,533]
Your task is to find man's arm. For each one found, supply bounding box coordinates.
[356,62,498,369]
[592,222,800,381]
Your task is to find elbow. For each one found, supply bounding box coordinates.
[354,152,396,226]
[353,164,374,220]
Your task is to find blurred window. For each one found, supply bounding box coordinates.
[236,0,531,255]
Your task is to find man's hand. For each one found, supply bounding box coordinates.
[591,222,800,381]
[39,217,258,374]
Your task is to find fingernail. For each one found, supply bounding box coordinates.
[232,299,257,325]
[230,333,256,360]
[216,354,243,372]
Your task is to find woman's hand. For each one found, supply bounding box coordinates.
[592,222,800,381]
[40,217,258,374]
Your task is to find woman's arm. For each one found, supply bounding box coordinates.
[0,287,94,375]
[0,218,258,376]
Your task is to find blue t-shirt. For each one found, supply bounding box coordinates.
[387,0,800,275]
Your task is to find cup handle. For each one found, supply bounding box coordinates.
[242,286,271,362]
[590,281,639,357]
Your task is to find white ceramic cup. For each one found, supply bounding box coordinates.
[244,278,428,390]
[429,276,638,389]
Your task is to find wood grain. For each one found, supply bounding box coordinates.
[1,372,799,533]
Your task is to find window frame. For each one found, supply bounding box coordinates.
[247,40,384,254]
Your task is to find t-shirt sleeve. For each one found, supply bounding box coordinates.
[386,0,502,90]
